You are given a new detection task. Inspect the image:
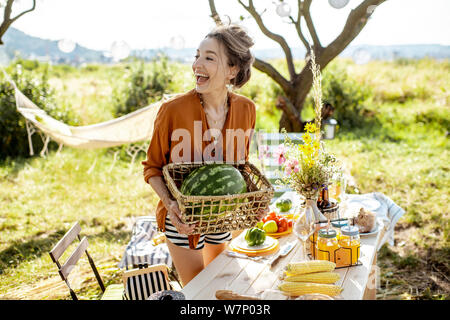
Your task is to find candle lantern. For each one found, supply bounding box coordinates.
[323,118,338,140]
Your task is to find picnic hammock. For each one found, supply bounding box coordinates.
[4,70,166,156]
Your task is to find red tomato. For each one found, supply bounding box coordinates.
[268,211,277,219]
[288,219,293,228]
[277,225,286,233]
[273,216,280,225]
[278,217,288,231]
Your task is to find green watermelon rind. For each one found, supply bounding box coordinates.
[180,164,248,221]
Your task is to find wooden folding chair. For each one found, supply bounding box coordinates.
[49,221,124,300]
[122,264,175,300]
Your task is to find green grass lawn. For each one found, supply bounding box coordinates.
[0,58,448,300]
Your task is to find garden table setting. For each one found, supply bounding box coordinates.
[180,189,403,300]
[126,51,404,300]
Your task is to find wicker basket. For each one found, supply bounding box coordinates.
[162,161,274,235]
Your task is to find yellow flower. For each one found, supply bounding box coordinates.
[300,144,313,156]
[313,141,320,151]
[304,123,316,133]
[303,133,312,144]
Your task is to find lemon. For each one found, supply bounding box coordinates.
[263,220,278,233]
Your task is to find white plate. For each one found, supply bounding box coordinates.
[358,222,380,237]
[347,198,380,212]
[233,232,277,251]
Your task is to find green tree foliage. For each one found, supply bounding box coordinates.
[303,63,373,130]
[0,59,77,160]
[113,56,173,117]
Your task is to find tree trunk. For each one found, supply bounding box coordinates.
[279,51,334,132]
[278,101,305,132]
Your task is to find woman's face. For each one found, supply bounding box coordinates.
[192,37,237,95]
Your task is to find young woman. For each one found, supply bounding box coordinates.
[142,24,266,286]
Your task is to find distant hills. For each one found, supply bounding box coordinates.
[1,27,449,66]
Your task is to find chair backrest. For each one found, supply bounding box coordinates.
[49,222,105,300]
[256,132,306,200]
[122,264,171,300]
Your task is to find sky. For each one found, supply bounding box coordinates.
[9,0,450,52]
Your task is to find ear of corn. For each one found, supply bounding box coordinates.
[278,281,342,297]
[284,272,340,284]
[285,260,336,275]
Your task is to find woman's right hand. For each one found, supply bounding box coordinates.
[165,199,197,235]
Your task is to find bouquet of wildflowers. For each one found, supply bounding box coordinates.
[274,50,342,200]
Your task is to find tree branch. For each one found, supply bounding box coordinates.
[238,0,296,80]
[0,0,36,45]
[321,0,387,66]
[302,0,321,49]
[207,0,293,95]
[288,0,310,50]
[253,58,293,95]
[276,95,302,125]
[207,0,222,25]
[11,0,36,22]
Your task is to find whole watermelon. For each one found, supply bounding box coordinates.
[180,164,247,219]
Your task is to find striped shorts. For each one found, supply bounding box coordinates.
[164,215,232,250]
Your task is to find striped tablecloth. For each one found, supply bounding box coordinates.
[118,216,172,269]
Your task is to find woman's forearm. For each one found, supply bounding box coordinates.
[148,176,172,206]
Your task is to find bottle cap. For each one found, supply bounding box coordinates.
[331,220,348,228]
[318,228,337,238]
[341,225,359,236]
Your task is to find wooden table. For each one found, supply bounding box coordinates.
[181,193,382,300]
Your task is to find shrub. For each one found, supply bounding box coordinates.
[0,60,78,160]
[304,63,373,130]
[113,55,173,117]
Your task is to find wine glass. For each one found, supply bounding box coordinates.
[339,175,348,203]
[293,205,316,260]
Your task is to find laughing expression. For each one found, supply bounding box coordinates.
[192,37,237,94]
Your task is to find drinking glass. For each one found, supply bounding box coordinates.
[293,205,316,259]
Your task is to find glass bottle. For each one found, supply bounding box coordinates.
[308,222,328,259]
[321,186,332,211]
[316,229,339,263]
[337,225,360,266]
[316,188,323,210]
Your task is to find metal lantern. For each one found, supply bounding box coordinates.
[323,118,338,140]
[328,0,350,9]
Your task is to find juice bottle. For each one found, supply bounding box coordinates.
[308,222,328,259]
[337,225,360,267]
[316,229,339,263]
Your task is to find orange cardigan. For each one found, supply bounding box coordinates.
[142,89,256,247]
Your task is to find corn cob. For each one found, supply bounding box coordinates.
[278,281,342,297]
[284,272,340,284]
[285,260,336,275]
